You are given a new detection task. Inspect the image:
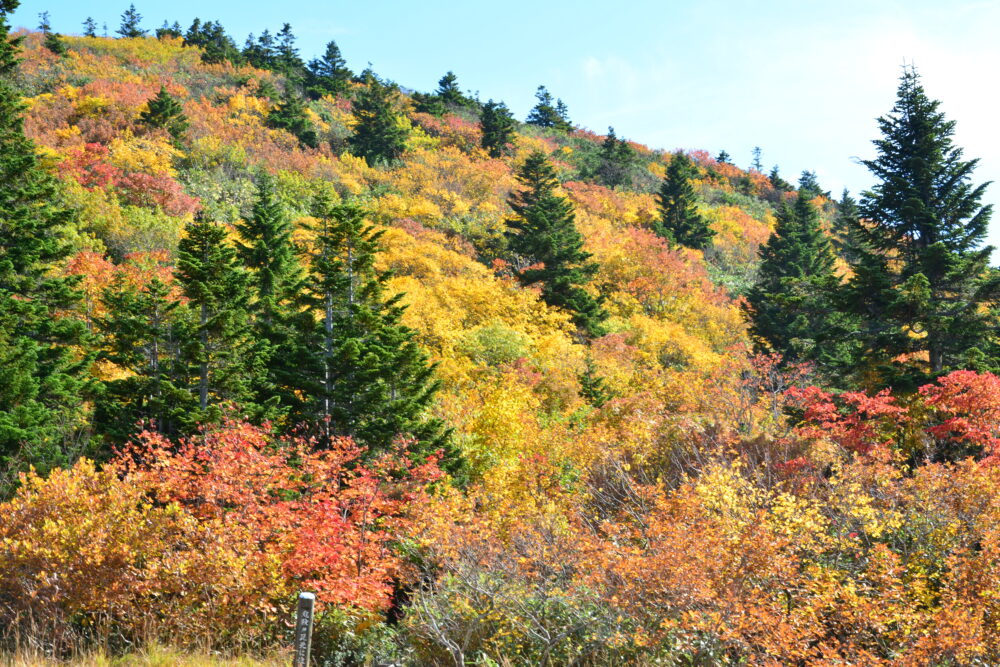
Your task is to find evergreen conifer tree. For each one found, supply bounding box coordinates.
[155,21,183,39]
[579,356,611,408]
[266,91,319,148]
[94,276,193,444]
[744,196,854,372]
[116,4,145,38]
[505,151,606,337]
[751,146,763,172]
[275,23,305,82]
[798,170,825,199]
[174,216,258,426]
[436,71,465,107]
[140,86,189,141]
[716,150,731,164]
[348,72,408,166]
[842,66,1000,388]
[303,195,456,469]
[526,86,571,131]
[654,152,714,249]
[480,99,516,158]
[0,0,91,474]
[306,40,352,98]
[768,165,793,192]
[235,174,307,422]
[596,126,636,188]
[82,17,97,38]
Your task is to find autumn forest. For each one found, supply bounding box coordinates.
[4,2,1000,665]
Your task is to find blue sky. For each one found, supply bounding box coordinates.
[14,0,1000,247]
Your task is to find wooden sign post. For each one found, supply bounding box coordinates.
[293,591,315,667]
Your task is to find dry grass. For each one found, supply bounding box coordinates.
[0,645,290,666]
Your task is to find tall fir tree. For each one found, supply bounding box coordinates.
[348,72,409,166]
[596,126,637,188]
[842,66,1000,389]
[266,90,318,148]
[116,3,145,38]
[139,86,189,141]
[306,40,352,99]
[744,195,855,374]
[303,194,456,470]
[479,99,516,158]
[235,173,307,422]
[435,71,465,107]
[797,170,825,199]
[505,151,606,337]
[0,0,91,475]
[94,276,193,445]
[654,152,714,249]
[82,17,97,38]
[526,85,571,131]
[275,23,305,83]
[174,216,259,426]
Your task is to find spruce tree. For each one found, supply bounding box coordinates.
[303,195,455,469]
[348,72,408,166]
[744,196,854,372]
[275,23,305,82]
[174,216,257,426]
[436,71,465,107]
[266,91,319,148]
[751,146,763,172]
[235,173,307,422]
[654,152,714,249]
[82,17,97,38]
[798,170,825,199]
[769,165,794,192]
[116,4,145,38]
[526,86,571,131]
[480,99,516,158]
[155,21,183,39]
[0,0,91,474]
[842,66,1000,389]
[716,150,731,164]
[94,276,193,444]
[43,31,67,56]
[140,86,189,141]
[306,40,352,98]
[596,126,636,188]
[505,151,606,337]
[579,355,611,408]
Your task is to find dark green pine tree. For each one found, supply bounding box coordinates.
[480,99,516,158]
[579,355,611,408]
[243,30,276,69]
[0,0,91,475]
[436,71,465,107]
[716,150,731,164]
[140,86,189,141]
[38,11,67,56]
[768,165,794,192]
[304,194,457,471]
[306,40,352,99]
[526,85,571,131]
[94,275,194,445]
[266,90,319,148]
[831,189,861,262]
[841,66,1000,390]
[596,126,637,189]
[174,216,259,427]
[654,151,714,249]
[235,173,307,423]
[744,195,854,373]
[347,72,409,166]
[183,19,242,65]
[798,170,825,199]
[116,4,145,38]
[155,20,183,39]
[82,17,97,38]
[505,151,606,337]
[274,23,305,83]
